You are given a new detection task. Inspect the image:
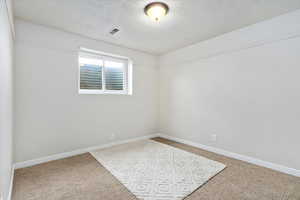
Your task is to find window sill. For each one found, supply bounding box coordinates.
[78,89,131,95]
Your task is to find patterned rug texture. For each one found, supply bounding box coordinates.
[91,140,226,200]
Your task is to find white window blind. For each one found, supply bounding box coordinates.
[78,49,131,95]
[79,57,103,90]
[104,60,124,90]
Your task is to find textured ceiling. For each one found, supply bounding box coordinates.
[14,0,300,55]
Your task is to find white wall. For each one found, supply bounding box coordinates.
[14,20,159,162]
[0,0,14,199]
[159,10,300,170]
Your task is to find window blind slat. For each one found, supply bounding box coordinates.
[80,64,102,90]
[105,66,124,90]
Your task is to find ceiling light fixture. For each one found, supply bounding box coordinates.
[144,2,169,21]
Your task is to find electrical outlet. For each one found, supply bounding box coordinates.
[210,134,217,142]
[110,133,116,140]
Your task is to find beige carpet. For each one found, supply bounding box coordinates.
[12,137,300,200]
[91,140,226,200]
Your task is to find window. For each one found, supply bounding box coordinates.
[79,48,132,95]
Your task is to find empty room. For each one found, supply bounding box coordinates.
[1,0,300,199]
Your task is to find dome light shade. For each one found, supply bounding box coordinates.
[144,2,169,21]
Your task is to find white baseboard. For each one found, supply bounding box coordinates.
[7,165,14,200]
[158,133,300,177]
[14,134,159,169]
[13,132,299,177]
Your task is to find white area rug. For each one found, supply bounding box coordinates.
[90,140,226,200]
